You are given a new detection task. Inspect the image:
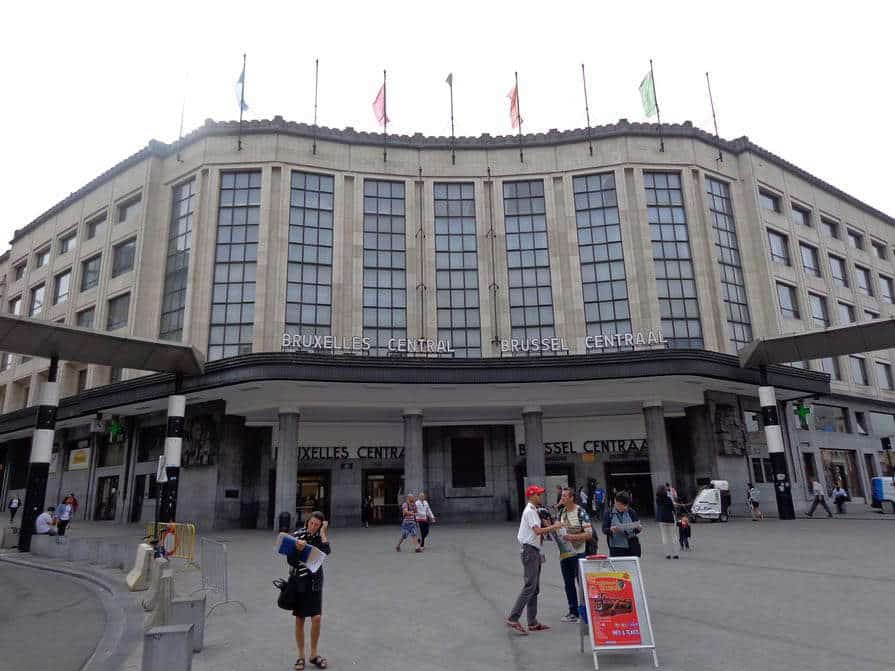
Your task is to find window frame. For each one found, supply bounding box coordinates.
[111,237,137,277]
[53,269,71,305]
[820,217,840,239]
[85,212,108,240]
[849,355,869,386]
[807,292,830,328]
[776,282,800,320]
[76,306,95,329]
[880,275,894,303]
[846,228,864,250]
[854,265,874,296]
[8,295,22,316]
[34,246,51,268]
[106,292,131,331]
[766,229,791,265]
[28,283,46,316]
[876,361,894,391]
[871,240,887,260]
[758,189,781,213]
[838,301,856,324]
[828,254,849,288]
[58,230,77,255]
[116,195,143,226]
[799,242,821,277]
[80,254,102,291]
[791,203,811,227]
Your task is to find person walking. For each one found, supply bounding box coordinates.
[806,477,833,518]
[414,492,435,549]
[655,485,679,559]
[56,496,74,536]
[361,495,372,528]
[748,482,764,521]
[395,494,422,553]
[832,483,848,515]
[506,485,560,635]
[557,487,592,623]
[602,492,642,557]
[7,496,21,524]
[287,511,331,670]
[592,481,606,521]
[677,514,692,551]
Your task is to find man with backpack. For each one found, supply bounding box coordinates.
[556,487,593,623]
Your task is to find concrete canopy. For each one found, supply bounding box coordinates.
[739,318,895,368]
[0,314,204,375]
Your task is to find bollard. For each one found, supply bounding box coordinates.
[142,624,193,671]
[0,527,20,549]
[127,544,155,592]
[171,595,206,652]
[145,562,175,630]
[29,534,52,557]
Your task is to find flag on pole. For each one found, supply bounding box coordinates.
[639,72,657,118]
[373,83,389,127]
[507,84,521,129]
[445,73,453,86]
[236,63,249,113]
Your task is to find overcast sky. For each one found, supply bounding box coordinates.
[2,1,892,246]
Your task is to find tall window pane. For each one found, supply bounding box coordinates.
[646,172,702,348]
[208,171,260,360]
[159,179,196,341]
[286,172,335,343]
[504,179,555,348]
[434,182,480,357]
[707,178,752,350]
[363,179,406,355]
[574,173,630,350]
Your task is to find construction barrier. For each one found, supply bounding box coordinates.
[196,537,246,616]
[146,522,197,564]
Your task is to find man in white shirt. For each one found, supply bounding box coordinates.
[506,485,560,635]
[806,478,833,517]
[35,507,58,536]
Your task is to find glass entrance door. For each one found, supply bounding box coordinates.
[364,470,403,525]
[296,472,330,526]
[94,475,119,521]
[604,460,654,515]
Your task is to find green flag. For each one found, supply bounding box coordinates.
[639,72,657,118]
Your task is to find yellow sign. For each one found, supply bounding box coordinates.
[68,447,90,471]
[582,453,596,463]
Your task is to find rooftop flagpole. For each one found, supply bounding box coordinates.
[237,53,247,152]
[176,73,188,163]
[515,71,523,164]
[705,71,723,163]
[312,58,320,155]
[650,59,664,153]
[446,73,456,164]
[581,63,593,156]
[383,69,388,162]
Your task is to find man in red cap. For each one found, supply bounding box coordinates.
[506,484,561,634]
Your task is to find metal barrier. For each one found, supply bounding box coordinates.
[145,522,198,564]
[196,537,246,616]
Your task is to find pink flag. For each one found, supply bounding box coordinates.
[507,84,521,129]
[373,83,389,127]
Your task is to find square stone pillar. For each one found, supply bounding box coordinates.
[685,404,718,487]
[275,412,299,529]
[643,402,673,497]
[403,409,424,496]
[522,406,545,489]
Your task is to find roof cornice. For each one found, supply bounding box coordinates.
[10,117,895,246]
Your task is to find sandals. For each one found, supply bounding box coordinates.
[294,659,305,671]
[309,656,328,669]
[528,623,551,631]
[506,619,528,635]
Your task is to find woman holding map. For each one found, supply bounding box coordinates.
[288,511,331,670]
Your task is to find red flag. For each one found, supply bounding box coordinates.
[507,84,521,129]
[373,83,389,127]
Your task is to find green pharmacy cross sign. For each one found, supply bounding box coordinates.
[793,403,811,421]
[107,418,125,442]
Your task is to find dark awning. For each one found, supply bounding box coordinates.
[739,318,895,368]
[0,314,204,375]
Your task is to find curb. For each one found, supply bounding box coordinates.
[0,553,144,671]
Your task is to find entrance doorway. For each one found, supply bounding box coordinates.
[364,470,403,525]
[604,460,654,515]
[514,463,575,517]
[296,472,330,525]
[94,475,119,521]
[130,474,146,523]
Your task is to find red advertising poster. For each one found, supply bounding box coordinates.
[585,571,642,646]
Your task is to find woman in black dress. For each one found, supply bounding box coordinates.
[288,511,331,670]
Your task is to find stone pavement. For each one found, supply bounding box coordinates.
[0,562,105,671]
[4,512,895,671]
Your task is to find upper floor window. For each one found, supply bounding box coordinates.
[872,240,887,260]
[800,243,821,277]
[85,213,107,240]
[876,361,894,391]
[791,204,811,227]
[53,269,71,304]
[8,296,21,316]
[829,255,848,288]
[758,189,780,213]
[80,255,101,291]
[58,230,76,255]
[159,178,197,341]
[767,229,790,265]
[106,293,130,330]
[35,247,50,268]
[850,355,869,386]
[814,404,849,432]
[818,357,841,381]
[112,238,136,277]
[117,196,142,225]
[808,293,829,329]
[855,265,873,296]
[820,217,839,239]
[76,306,95,329]
[880,275,894,303]
[838,301,856,324]
[776,282,799,320]
[847,229,864,250]
[29,283,45,316]
[13,262,26,281]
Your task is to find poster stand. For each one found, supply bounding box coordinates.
[578,555,659,669]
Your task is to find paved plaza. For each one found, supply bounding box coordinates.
[1,514,893,671]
